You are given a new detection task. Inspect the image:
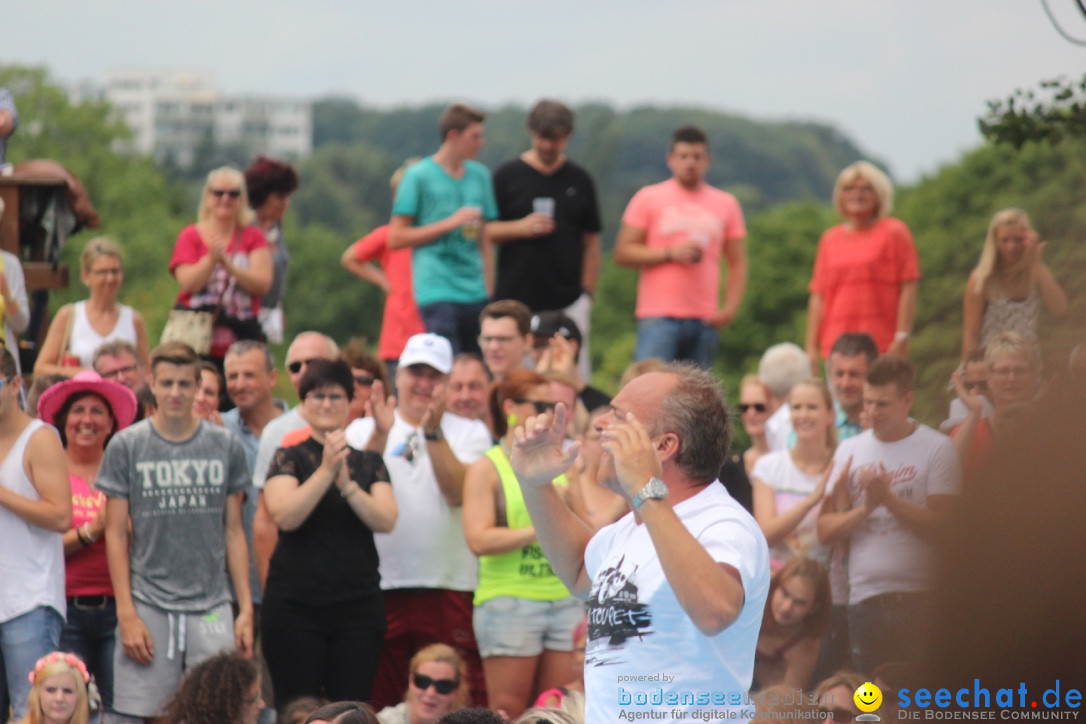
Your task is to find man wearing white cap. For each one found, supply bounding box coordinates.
[346,333,492,709]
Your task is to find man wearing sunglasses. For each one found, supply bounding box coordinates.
[345,333,492,710]
[511,362,770,721]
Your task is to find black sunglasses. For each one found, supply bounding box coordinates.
[209,188,241,199]
[738,403,767,414]
[412,673,458,695]
[514,399,557,414]
[963,380,988,394]
[353,374,375,387]
[287,358,322,374]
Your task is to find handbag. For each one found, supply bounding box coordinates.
[160,307,215,355]
[160,238,234,355]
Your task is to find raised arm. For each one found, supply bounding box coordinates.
[422,385,469,507]
[512,404,594,596]
[602,412,744,635]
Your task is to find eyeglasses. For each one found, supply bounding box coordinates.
[209,188,241,199]
[287,358,322,374]
[353,374,375,387]
[412,673,458,695]
[738,403,767,414]
[101,364,140,380]
[514,399,557,414]
[307,393,347,405]
[963,380,988,394]
[91,268,123,278]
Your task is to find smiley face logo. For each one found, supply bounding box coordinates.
[854,682,882,712]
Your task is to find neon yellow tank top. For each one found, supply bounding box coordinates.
[473,445,572,606]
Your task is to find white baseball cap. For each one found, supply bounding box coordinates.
[398,333,453,374]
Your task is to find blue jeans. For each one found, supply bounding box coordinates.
[0,605,63,720]
[59,597,117,709]
[419,300,487,355]
[635,317,719,367]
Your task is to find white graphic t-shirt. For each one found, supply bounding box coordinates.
[583,484,769,722]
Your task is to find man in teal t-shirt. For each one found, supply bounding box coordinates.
[389,103,498,354]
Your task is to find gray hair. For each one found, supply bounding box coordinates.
[654,362,731,483]
[758,342,809,398]
[225,340,275,373]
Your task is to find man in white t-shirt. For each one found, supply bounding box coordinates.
[818,355,960,674]
[345,333,491,709]
[512,362,769,722]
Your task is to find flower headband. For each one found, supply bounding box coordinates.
[28,652,90,685]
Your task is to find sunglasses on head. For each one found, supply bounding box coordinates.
[738,403,767,414]
[514,399,557,414]
[287,358,322,374]
[209,188,241,199]
[412,673,458,695]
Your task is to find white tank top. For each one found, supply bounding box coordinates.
[69,301,138,368]
[0,419,66,623]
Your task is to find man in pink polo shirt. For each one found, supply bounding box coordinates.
[614,125,748,368]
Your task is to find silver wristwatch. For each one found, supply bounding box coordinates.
[632,476,668,508]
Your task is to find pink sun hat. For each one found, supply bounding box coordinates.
[37,370,139,431]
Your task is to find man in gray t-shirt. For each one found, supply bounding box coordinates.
[97,342,253,721]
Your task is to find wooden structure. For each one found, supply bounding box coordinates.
[0,173,72,355]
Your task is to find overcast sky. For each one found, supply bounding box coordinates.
[5,1,1085,183]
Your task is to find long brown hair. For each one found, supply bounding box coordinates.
[764,557,832,640]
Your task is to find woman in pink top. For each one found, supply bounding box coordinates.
[37,371,138,711]
[805,161,919,371]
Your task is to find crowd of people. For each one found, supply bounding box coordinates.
[0,94,1079,724]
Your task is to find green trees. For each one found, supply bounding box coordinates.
[979,74,1086,148]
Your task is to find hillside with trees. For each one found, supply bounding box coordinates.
[1,64,1081,422]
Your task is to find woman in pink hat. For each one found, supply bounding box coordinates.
[36,371,137,712]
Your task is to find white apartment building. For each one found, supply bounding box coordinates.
[103,70,310,166]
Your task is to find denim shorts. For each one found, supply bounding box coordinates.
[473,596,584,658]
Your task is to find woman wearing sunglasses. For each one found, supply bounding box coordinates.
[461,369,582,719]
[262,359,397,707]
[169,166,272,364]
[751,378,837,572]
[376,643,469,724]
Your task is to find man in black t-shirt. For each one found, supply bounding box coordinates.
[488,99,602,380]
